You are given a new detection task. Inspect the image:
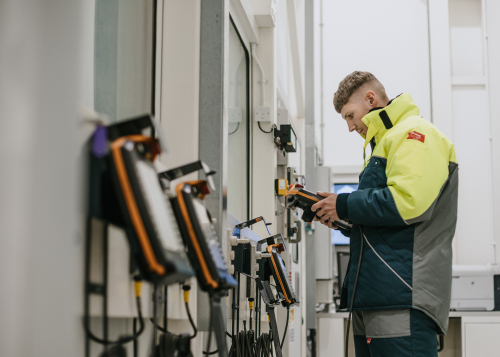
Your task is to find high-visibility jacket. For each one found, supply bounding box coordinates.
[337,93,458,334]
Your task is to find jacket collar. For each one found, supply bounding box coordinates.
[360,93,420,158]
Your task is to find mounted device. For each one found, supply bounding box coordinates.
[274,124,297,154]
[85,115,190,355]
[256,277,285,357]
[254,232,296,357]
[286,184,352,230]
[230,216,273,338]
[163,161,238,357]
[109,135,194,284]
[259,234,298,308]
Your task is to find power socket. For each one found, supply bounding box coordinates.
[254,106,271,122]
[229,106,243,123]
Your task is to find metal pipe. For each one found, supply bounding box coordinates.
[319,0,325,164]
[103,222,109,352]
[481,0,498,265]
[251,43,266,106]
[232,53,245,107]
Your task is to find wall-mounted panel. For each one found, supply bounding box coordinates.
[449,0,484,77]
[449,0,495,264]
[322,0,432,168]
[452,87,494,264]
[227,22,250,221]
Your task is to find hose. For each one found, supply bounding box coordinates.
[280,307,290,349]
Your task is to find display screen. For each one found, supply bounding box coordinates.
[135,160,184,252]
[276,255,291,287]
[192,199,228,271]
[331,183,358,245]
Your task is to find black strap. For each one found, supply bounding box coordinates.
[368,106,385,113]
[370,138,376,151]
[210,295,229,357]
[267,307,283,357]
[379,110,393,129]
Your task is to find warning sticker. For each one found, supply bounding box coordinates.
[407,131,425,143]
[279,180,286,189]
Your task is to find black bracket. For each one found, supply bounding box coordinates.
[258,233,287,252]
[234,216,272,236]
[158,160,216,191]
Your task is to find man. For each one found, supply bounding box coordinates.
[312,71,458,357]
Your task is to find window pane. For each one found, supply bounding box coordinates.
[227,24,248,221]
[94,0,153,122]
[331,183,359,245]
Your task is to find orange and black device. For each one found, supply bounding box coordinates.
[259,234,298,308]
[267,245,298,308]
[162,162,236,357]
[109,135,193,284]
[286,184,352,230]
[170,179,238,292]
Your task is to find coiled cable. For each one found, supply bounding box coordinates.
[345,225,365,357]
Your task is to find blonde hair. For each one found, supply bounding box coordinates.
[333,71,388,113]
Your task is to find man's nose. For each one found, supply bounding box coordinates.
[348,123,356,132]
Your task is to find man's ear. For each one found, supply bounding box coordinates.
[365,90,377,108]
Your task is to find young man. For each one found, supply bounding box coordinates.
[312,71,458,356]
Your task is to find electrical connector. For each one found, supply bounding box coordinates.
[182,284,191,303]
[229,106,243,123]
[134,276,143,298]
[255,106,271,122]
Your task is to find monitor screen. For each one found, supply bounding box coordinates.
[331,183,358,245]
[135,160,185,252]
[337,251,350,292]
[192,199,228,272]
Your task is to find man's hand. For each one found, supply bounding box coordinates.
[312,192,340,228]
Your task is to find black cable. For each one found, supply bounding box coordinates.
[149,318,168,333]
[205,297,214,356]
[163,285,168,333]
[85,296,145,345]
[256,333,273,357]
[149,292,197,339]
[280,307,290,349]
[152,282,158,352]
[185,302,197,339]
[258,122,274,134]
[237,273,241,334]
[257,290,261,337]
[133,318,138,357]
[102,223,109,351]
[268,329,274,357]
[232,287,236,338]
[229,122,240,135]
[345,226,365,357]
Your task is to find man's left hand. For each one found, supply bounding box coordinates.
[311,192,339,228]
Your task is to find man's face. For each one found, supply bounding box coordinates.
[340,96,370,137]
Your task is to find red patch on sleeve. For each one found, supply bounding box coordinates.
[407,131,425,143]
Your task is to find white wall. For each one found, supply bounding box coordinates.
[486,0,500,269]
[0,1,84,356]
[322,0,432,169]
[448,0,496,265]
[159,0,201,183]
[321,0,500,266]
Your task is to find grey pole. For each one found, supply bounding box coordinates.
[198,0,228,333]
[305,0,318,335]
